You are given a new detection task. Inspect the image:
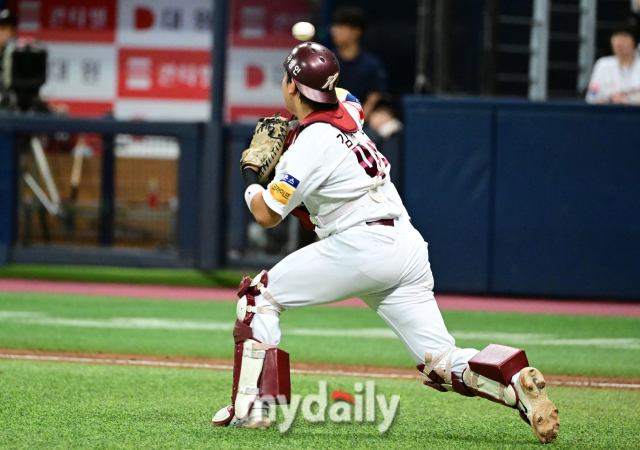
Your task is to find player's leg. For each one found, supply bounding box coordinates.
[212,225,408,428]
[247,224,413,345]
[210,272,291,429]
[361,222,559,443]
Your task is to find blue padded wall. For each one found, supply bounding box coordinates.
[403,97,640,298]
[403,99,493,292]
[493,106,640,298]
[0,133,16,264]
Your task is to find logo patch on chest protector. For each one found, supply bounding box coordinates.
[270,181,295,204]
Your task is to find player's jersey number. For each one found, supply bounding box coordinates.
[336,133,388,178]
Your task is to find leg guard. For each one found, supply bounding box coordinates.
[417,344,559,443]
[417,344,528,408]
[211,271,290,428]
[417,346,474,397]
[462,344,528,408]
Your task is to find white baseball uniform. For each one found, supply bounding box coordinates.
[217,42,559,439]
[252,98,479,377]
[586,55,640,104]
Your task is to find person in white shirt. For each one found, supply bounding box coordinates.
[210,42,559,444]
[633,1,640,54]
[586,23,640,104]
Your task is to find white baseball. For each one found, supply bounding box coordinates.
[292,22,315,41]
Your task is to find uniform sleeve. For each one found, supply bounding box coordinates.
[262,131,329,219]
[586,58,613,104]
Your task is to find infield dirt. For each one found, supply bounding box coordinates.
[1,348,638,390]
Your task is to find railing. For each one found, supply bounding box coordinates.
[0,114,206,267]
[225,123,313,268]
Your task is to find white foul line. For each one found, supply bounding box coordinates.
[0,311,639,349]
[1,353,638,389]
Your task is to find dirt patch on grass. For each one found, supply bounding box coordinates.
[1,348,638,390]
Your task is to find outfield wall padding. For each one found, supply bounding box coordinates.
[403,97,640,299]
[403,102,493,292]
[0,133,16,265]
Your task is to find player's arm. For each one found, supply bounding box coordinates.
[250,193,282,228]
[243,166,282,228]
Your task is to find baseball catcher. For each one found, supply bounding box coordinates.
[211,42,559,444]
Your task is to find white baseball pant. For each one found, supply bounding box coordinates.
[250,216,479,377]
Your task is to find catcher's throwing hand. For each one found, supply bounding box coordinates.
[240,114,289,182]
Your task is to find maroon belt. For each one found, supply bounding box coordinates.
[366,219,395,227]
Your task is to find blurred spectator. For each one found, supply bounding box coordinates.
[368,96,403,140]
[0,9,17,108]
[365,95,404,192]
[0,9,17,47]
[633,1,640,54]
[331,6,387,119]
[586,22,640,105]
[0,9,18,76]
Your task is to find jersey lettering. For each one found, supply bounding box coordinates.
[352,142,388,179]
[335,133,353,148]
[336,132,388,178]
[270,181,295,204]
[281,174,300,188]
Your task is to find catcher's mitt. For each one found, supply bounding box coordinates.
[241,113,289,182]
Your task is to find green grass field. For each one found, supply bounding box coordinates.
[0,264,244,288]
[1,289,639,448]
[0,292,638,377]
[1,360,638,449]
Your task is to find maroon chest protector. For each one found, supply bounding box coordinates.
[284,102,359,231]
[285,102,358,147]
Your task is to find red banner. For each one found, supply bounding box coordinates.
[17,0,116,43]
[231,0,310,48]
[11,0,313,121]
[118,49,211,100]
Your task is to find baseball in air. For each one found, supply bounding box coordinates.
[292,22,315,41]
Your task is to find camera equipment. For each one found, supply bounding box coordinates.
[2,39,48,111]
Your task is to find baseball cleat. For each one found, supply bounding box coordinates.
[242,407,271,429]
[211,405,234,427]
[210,405,271,429]
[515,367,560,444]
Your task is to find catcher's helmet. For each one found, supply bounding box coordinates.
[283,42,340,104]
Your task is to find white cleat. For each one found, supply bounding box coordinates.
[515,367,560,444]
[211,405,233,427]
[240,407,271,430]
[211,404,271,429]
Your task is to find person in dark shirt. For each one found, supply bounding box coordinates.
[330,6,387,120]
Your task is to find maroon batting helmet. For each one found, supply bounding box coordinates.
[283,42,340,104]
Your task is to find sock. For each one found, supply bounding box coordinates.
[253,399,270,410]
[511,370,522,386]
